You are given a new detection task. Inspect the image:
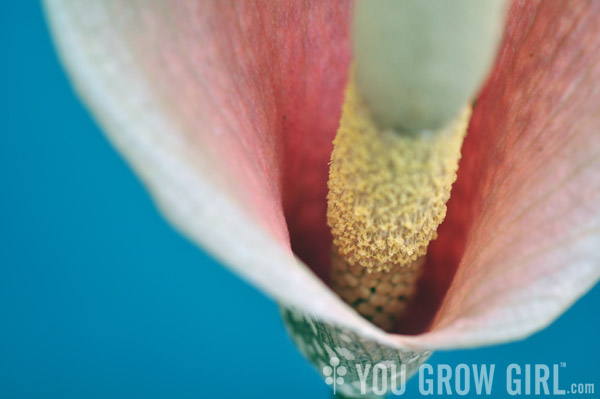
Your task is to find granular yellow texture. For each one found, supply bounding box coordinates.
[327,78,471,273]
[330,245,425,331]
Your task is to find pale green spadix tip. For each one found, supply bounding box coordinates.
[353,0,505,132]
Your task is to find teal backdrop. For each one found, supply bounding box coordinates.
[1,3,598,398]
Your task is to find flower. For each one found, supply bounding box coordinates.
[44,0,599,395]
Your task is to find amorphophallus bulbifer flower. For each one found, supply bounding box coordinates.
[44,0,600,397]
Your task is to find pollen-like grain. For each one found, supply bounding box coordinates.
[327,78,471,273]
[327,76,471,331]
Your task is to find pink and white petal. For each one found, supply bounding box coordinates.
[43,0,372,333]
[407,0,600,349]
[45,0,600,353]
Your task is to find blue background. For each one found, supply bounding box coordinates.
[1,3,598,398]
